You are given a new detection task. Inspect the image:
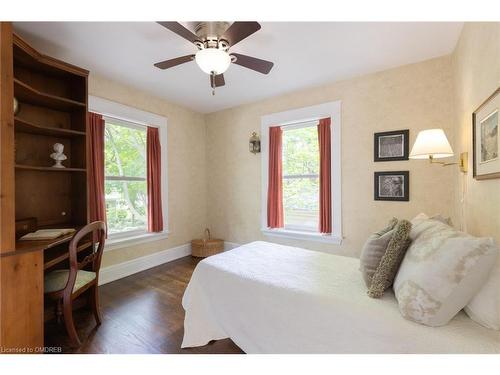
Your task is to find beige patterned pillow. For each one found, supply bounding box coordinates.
[359,218,398,287]
[393,218,498,326]
[367,220,412,298]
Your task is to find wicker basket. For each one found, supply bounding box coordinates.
[191,228,224,258]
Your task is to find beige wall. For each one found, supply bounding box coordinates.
[94,22,500,267]
[89,74,208,268]
[205,56,456,258]
[452,23,500,243]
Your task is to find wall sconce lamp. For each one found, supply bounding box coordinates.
[249,132,261,154]
[409,128,467,173]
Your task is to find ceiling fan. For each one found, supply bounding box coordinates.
[154,21,274,95]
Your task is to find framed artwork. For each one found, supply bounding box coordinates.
[374,130,409,162]
[473,87,500,180]
[374,171,409,201]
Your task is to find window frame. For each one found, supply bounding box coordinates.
[281,121,321,233]
[260,101,342,245]
[89,96,169,251]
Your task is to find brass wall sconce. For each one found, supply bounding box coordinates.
[428,152,468,173]
[249,132,261,154]
[409,128,468,173]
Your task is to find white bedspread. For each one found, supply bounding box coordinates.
[182,241,500,353]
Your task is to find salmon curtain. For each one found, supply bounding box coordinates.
[318,118,332,234]
[267,126,284,228]
[87,112,107,227]
[147,126,164,232]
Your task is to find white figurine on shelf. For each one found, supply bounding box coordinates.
[50,143,67,168]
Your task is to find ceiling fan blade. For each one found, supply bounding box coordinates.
[154,54,195,70]
[157,22,200,44]
[230,53,274,74]
[210,74,225,88]
[221,22,261,47]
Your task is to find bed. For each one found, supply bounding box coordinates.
[182,241,500,353]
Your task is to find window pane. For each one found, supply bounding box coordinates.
[105,122,146,178]
[105,180,147,234]
[282,126,319,176]
[283,177,319,230]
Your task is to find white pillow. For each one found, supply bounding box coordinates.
[465,255,500,330]
[412,212,453,227]
[430,214,453,227]
[393,217,498,327]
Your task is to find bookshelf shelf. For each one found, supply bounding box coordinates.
[14,78,86,111]
[15,117,86,138]
[15,164,86,173]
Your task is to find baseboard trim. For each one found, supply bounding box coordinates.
[99,241,242,286]
[99,243,191,285]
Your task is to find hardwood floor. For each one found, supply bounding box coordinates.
[44,256,244,354]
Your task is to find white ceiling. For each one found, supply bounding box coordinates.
[13,22,463,114]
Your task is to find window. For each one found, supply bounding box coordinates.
[90,95,168,250]
[261,101,342,244]
[282,123,320,231]
[104,118,148,236]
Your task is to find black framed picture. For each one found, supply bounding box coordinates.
[374,130,409,162]
[374,171,409,201]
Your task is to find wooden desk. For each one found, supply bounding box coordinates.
[15,232,92,271]
[0,233,92,350]
[15,233,77,253]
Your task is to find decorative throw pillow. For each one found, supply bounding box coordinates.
[464,255,500,330]
[359,218,398,287]
[393,218,498,327]
[367,220,412,298]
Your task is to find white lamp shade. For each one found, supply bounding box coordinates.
[409,128,454,159]
[195,48,231,75]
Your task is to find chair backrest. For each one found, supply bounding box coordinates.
[64,221,106,295]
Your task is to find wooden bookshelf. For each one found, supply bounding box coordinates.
[12,32,89,231]
[0,23,90,351]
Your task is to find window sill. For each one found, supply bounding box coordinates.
[261,228,342,244]
[105,230,170,252]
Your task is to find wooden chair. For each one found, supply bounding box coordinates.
[44,221,106,347]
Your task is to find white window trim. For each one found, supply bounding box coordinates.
[260,101,342,245]
[89,95,168,251]
[104,230,170,252]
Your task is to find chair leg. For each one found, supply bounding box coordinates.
[62,296,81,348]
[55,299,63,325]
[90,284,102,326]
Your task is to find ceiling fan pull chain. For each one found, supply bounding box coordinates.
[211,72,216,96]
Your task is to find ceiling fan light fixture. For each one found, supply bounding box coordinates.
[195,48,231,75]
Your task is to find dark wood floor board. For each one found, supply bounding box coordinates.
[44,256,243,354]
